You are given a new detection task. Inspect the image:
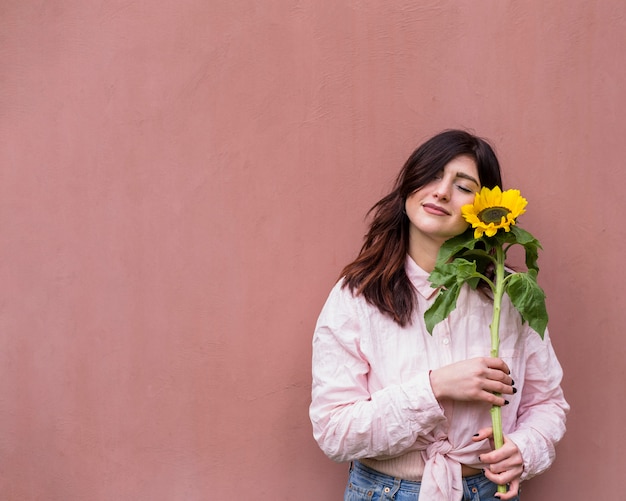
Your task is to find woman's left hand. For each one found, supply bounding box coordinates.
[473,427,524,500]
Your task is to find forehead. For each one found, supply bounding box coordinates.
[443,155,479,178]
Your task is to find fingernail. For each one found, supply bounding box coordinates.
[512,387,517,394]
[504,400,510,405]
[473,433,479,437]
[511,379,515,386]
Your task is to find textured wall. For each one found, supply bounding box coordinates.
[1,1,624,499]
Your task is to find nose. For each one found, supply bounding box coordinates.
[433,180,451,201]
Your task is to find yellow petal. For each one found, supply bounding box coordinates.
[461,187,528,238]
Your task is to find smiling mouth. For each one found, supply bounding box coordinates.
[422,203,451,216]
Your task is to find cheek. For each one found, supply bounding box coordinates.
[404,194,420,214]
[452,212,470,229]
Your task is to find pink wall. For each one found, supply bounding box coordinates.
[1,1,624,499]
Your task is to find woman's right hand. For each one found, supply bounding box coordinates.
[429,357,515,406]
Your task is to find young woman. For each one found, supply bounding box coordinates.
[309,130,568,500]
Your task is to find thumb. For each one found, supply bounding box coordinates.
[472,427,494,442]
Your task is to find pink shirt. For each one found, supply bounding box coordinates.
[310,255,569,500]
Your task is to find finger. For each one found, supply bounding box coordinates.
[485,368,515,390]
[472,427,495,451]
[472,427,493,442]
[487,458,519,475]
[482,456,523,489]
[484,357,511,375]
[483,435,523,462]
[495,478,520,500]
[483,467,516,489]
[479,445,516,466]
[479,389,510,406]
[480,446,514,466]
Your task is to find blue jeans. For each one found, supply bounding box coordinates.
[344,461,520,501]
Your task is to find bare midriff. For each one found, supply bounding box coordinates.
[461,464,483,477]
[360,455,483,481]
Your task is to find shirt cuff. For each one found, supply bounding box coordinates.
[400,371,446,425]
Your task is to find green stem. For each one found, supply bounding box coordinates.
[490,245,507,494]
[474,272,496,293]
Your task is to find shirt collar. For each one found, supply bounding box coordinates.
[405,254,440,300]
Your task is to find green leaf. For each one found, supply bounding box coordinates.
[489,230,515,249]
[426,259,489,333]
[460,249,493,261]
[435,229,478,266]
[510,226,542,273]
[428,263,460,289]
[427,224,547,338]
[429,258,479,289]
[459,250,495,288]
[506,270,548,338]
[424,282,463,334]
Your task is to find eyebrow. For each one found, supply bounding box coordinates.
[455,172,480,186]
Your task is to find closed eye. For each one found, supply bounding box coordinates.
[455,172,480,190]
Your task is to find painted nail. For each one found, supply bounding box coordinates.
[473,433,479,437]
[511,379,515,386]
[513,387,517,394]
[504,400,510,405]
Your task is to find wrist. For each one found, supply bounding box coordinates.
[428,369,442,400]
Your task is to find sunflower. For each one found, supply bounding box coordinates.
[462,186,528,238]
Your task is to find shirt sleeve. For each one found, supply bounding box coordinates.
[506,328,570,480]
[309,283,446,462]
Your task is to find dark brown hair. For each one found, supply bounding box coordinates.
[340,129,503,326]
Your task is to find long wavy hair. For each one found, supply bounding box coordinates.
[341,129,503,326]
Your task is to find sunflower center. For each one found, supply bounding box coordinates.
[477,206,511,224]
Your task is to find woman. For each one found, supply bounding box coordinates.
[309,130,568,500]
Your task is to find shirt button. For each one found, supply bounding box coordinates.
[442,338,450,345]
[384,487,390,493]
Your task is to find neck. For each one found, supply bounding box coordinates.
[408,232,443,273]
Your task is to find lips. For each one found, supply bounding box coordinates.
[422,203,451,216]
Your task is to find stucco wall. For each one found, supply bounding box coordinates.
[1,1,624,499]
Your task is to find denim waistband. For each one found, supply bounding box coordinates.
[351,460,486,492]
[351,461,421,492]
